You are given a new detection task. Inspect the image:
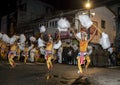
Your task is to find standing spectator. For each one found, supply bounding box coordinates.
[111,50,117,66]
[62,45,68,64]
[72,44,79,65]
[91,46,98,66]
[58,46,63,63]
[117,51,120,65]
[104,49,110,67]
[67,46,73,64]
[108,46,113,66]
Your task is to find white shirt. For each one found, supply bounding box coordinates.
[108,47,113,54]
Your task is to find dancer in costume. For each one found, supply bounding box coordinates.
[72,29,96,75]
[0,40,2,47]
[0,42,7,59]
[45,34,53,72]
[85,45,92,72]
[23,45,29,64]
[0,40,3,58]
[30,46,36,62]
[35,47,40,64]
[17,44,21,61]
[8,42,17,68]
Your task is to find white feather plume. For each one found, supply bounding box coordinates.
[18,43,25,51]
[53,40,62,49]
[76,32,81,39]
[28,44,34,51]
[40,47,46,55]
[13,35,20,40]
[9,35,20,44]
[30,36,36,42]
[10,36,16,45]
[20,34,26,44]
[38,38,45,47]
[99,32,111,49]
[39,26,46,33]
[79,14,93,29]
[57,18,70,31]
[2,34,10,43]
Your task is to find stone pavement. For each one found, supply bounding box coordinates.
[0,61,120,85]
[49,64,120,85]
[87,66,120,85]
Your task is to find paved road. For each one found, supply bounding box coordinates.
[0,61,120,85]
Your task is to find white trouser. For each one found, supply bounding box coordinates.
[30,53,35,62]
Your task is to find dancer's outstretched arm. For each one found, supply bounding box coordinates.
[72,29,80,41]
[58,31,61,40]
[88,28,97,42]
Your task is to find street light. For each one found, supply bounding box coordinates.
[85,1,91,9]
[85,0,91,39]
[85,0,91,16]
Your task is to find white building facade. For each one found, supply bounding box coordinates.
[75,6,116,44]
[16,0,54,35]
[17,0,54,24]
[38,6,116,44]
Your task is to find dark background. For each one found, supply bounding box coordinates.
[0,0,120,17]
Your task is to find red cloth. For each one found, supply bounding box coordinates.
[80,56,84,64]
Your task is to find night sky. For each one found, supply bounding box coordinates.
[0,0,17,16]
[0,0,120,17]
[0,0,82,17]
[45,0,86,9]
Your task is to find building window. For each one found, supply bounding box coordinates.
[101,20,106,29]
[50,22,52,27]
[55,21,57,28]
[46,22,48,27]
[52,22,54,28]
